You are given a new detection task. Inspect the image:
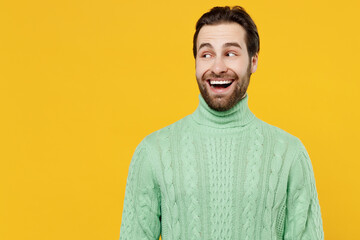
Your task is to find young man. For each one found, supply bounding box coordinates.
[120,6,324,240]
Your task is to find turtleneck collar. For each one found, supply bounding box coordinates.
[191,92,256,129]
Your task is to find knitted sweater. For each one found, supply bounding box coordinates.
[119,93,324,240]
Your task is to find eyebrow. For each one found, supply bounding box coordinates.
[198,42,242,52]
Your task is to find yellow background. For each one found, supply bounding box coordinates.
[1,0,359,239]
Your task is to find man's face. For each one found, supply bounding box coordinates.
[195,22,258,111]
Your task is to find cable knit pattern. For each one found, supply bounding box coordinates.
[120,141,161,240]
[300,148,324,239]
[276,196,287,239]
[242,124,264,239]
[137,182,159,240]
[261,133,287,240]
[119,93,324,240]
[284,144,324,240]
[180,123,201,240]
[158,127,181,240]
[119,144,141,239]
[207,136,234,239]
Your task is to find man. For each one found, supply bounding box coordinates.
[120,6,324,240]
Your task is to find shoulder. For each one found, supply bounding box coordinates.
[141,114,191,148]
[256,118,304,146]
[133,116,190,177]
[254,118,307,162]
[255,118,313,178]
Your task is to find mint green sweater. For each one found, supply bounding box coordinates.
[119,93,324,240]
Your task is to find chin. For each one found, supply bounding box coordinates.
[203,94,239,111]
[197,79,245,111]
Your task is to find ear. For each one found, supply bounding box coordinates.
[250,53,259,73]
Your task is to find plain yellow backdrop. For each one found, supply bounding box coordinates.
[1,0,359,239]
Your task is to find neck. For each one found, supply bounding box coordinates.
[191,92,256,129]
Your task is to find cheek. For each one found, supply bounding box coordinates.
[227,60,249,75]
[195,68,203,80]
[195,60,211,79]
[195,64,205,79]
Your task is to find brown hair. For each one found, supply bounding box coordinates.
[193,6,260,59]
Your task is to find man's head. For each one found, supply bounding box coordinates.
[193,6,260,111]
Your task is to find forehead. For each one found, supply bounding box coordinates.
[197,22,246,48]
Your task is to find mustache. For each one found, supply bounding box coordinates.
[202,72,238,80]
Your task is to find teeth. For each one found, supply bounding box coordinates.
[210,80,233,84]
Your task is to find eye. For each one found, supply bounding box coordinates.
[201,53,211,58]
[226,52,236,57]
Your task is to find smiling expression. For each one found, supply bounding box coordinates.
[195,22,258,111]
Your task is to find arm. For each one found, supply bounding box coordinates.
[284,142,324,240]
[119,140,161,240]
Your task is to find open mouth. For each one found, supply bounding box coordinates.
[207,79,234,89]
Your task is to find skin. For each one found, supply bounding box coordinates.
[195,22,258,111]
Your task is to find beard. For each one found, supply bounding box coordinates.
[196,63,252,112]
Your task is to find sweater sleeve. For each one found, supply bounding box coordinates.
[119,140,161,240]
[284,142,324,240]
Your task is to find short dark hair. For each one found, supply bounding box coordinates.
[193,6,260,59]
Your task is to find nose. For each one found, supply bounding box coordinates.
[211,56,228,75]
